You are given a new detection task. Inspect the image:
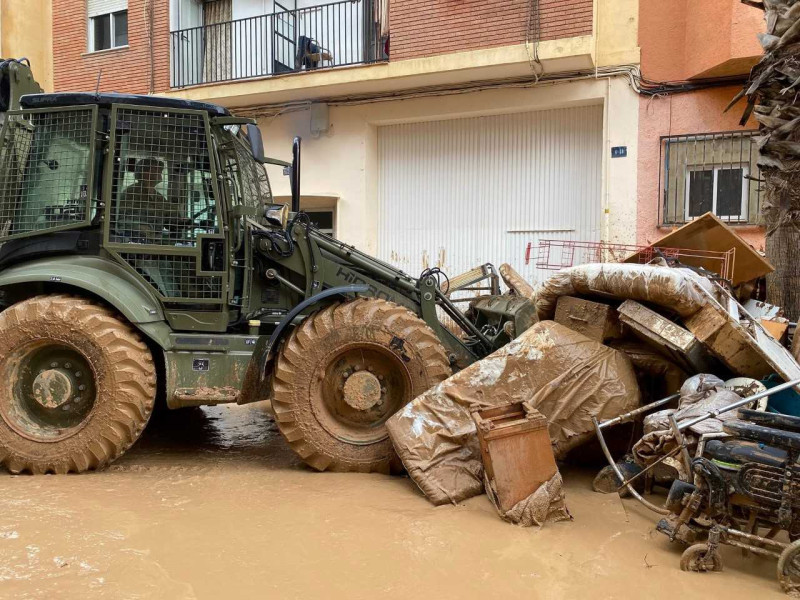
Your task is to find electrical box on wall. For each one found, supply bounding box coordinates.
[310,103,330,137]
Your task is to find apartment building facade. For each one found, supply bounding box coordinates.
[52,0,641,284]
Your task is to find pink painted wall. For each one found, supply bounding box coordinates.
[640,0,763,81]
[637,0,765,250]
[731,1,767,61]
[685,0,763,78]
[640,0,688,81]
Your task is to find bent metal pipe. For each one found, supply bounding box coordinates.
[592,378,800,514]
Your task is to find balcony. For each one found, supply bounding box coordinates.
[170,0,389,89]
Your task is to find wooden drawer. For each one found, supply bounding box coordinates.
[473,402,557,512]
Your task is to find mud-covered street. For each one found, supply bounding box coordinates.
[0,403,785,600]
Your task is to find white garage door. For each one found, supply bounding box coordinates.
[377,105,603,288]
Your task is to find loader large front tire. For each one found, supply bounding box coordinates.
[0,295,156,474]
[271,298,451,473]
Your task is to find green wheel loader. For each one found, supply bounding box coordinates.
[0,59,536,474]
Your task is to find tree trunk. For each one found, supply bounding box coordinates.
[763,168,800,318]
[735,0,800,320]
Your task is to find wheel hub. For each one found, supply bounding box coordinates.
[1,343,97,442]
[311,343,411,446]
[342,371,383,411]
[32,369,74,409]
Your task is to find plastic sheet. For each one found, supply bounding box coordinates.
[610,340,687,395]
[485,471,572,527]
[679,373,725,406]
[386,321,641,506]
[535,263,717,321]
[634,388,744,466]
[640,374,731,435]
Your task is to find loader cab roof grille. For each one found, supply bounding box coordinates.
[19,93,230,117]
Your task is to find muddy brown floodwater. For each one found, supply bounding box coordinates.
[0,402,787,599]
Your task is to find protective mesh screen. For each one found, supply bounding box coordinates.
[0,109,93,239]
[119,253,223,300]
[109,107,219,246]
[219,132,272,210]
[234,137,272,207]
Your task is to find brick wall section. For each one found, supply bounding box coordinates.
[389,0,594,61]
[539,0,594,41]
[53,0,171,94]
[53,0,594,92]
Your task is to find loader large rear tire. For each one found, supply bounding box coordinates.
[0,295,156,474]
[271,298,451,473]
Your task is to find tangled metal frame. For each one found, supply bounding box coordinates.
[592,378,800,515]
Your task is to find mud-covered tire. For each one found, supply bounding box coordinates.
[271,298,451,473]
[778,539,800,595]
[0,295,156,474]
[680,544,723,573]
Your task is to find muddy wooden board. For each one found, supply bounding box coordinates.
[624,212,773,286]
[761,318,790,344]
[617,300,713,373]
[793,333,800,365]
[554,296,620,342]
[684,287,800,384]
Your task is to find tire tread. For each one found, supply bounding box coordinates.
[0,295,156,474]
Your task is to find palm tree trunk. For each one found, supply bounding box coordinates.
[734,0,800,319]
[763,169,800,318]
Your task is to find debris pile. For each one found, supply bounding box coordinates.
[386,319,639,512]
[385,212,800,580]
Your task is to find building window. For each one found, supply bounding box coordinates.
[305,209,335,236]
[89,1,128,52]
[685,165,749,222]
[660,131,761,226]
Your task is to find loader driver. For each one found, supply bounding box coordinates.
[118,158,190,243]
[117,157,186,298]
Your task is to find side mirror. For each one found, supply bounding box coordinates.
[246,123,266,163]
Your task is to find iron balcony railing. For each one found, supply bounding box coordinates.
[659,130,763,226]
[170,0,389,88]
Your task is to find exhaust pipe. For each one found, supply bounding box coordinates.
[291,137,301,213]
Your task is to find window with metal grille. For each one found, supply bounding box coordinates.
[108,107,219,246]
[0,108,95,240]
[660,131,762,226]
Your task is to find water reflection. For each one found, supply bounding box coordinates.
[125,401,301,468]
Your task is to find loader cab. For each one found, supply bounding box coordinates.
[0,92,279,332]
